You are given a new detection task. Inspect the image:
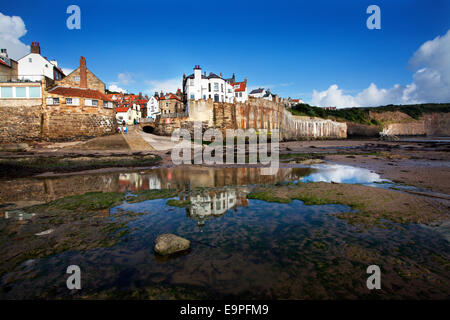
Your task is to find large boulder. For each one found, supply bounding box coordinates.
[154,234,190,256]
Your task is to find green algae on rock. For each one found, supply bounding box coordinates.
[247,182,448,227]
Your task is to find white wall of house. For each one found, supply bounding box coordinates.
[233,83,248,103]
[18,53,61,81]
[116,106,140,125]
[116,111,131,124]
[184,67,247,105]
[249,88,268,99]
[146,96,160,118]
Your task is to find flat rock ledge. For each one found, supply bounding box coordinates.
[154,234,190,256]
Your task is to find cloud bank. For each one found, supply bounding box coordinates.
[0,12,29,60]
[145,78,181,94]
[311,30,450,108]
[108,84,127,93]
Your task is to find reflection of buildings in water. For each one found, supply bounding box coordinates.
[148,174,161,190]
[1,166,317,207]
[182,187,249,228]
[118,172,162,192]
[4,210,35,220]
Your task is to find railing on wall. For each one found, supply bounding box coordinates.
[0,75,43,83]
[159,112,189,119]
[140,118,155,123]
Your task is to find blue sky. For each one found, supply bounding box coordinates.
[1,0,449,107]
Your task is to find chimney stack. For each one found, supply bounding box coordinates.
[31,42,41,54]
[244,77,247,84]
[0,49,8,59]
[79,56,87,88]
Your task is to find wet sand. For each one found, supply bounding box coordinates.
[280,138,450,195]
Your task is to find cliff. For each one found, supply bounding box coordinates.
[371,111,450,137]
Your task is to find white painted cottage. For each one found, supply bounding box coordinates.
[183,65,248,107]
[146,95,160,119]
[17,42,65,81]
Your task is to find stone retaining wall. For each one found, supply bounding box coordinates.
[152,98,347,140]
[0,99,42,143]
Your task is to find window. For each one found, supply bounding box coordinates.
[28,58,32,63]
[74,76,80,82]
[221,84,223,92]
[235,93,238,97]
[214,94,219,102]
[103,101,112,108]
[15,87,26,98]
[208,83,211,92]
[190,94,195,100]
[190,79,194,86]
[203,95,206,100]
[29,87,41,98]
[45,64,48,68]
[0,87,12,98]
[66,98,72,105]
[85,99,97,106]
[46,97,59,105]
[214,83,219,92]
[239,92,242,97]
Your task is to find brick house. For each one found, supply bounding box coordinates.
[42,56,116,140]
[159,91,184,115]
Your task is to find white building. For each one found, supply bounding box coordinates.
[249,87,278,101]
[187,189,237,222]
[232,81,248,103]
[17,42,65,82]
[146,95,160,119]
[183,65,248,107]
[115,104,141,125]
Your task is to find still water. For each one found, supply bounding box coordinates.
[0,165,448,299]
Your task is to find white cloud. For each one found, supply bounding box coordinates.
[311,29,450,108]
[117,72,135,86]
[61,68,74,76]
[145,78,181,94]
[108,84,127,93]
[0,12,29,60]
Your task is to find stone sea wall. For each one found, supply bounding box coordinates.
[152,98,347,140]
[41,106,116,141]
[0,99,42,143]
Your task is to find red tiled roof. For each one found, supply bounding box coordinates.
[48,86,114,101]
[116,107,129,113]
[0,59,10,67]
[160,94,181,101]
[231,82,246,92]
